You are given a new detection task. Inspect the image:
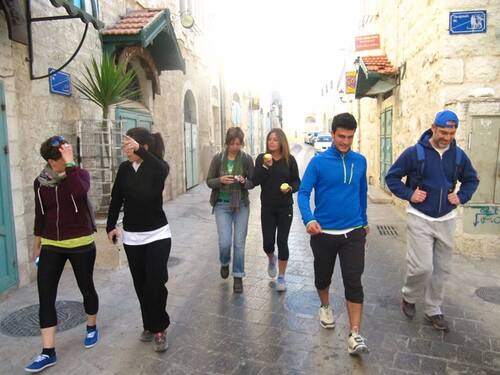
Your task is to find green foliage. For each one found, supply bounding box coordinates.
[74,54,140,118]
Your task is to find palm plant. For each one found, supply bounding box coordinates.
[74,53,140,120]
[74,53,141,215]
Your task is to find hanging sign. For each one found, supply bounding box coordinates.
[48,68,72,96]
[345,71,356,94]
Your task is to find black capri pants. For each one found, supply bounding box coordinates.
[124,238,171,334]
[310,228,366,303]
[37,244,99,328]
[261,205,293,261]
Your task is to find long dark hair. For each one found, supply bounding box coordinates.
[266,128,290,165]
[126,127,165,159]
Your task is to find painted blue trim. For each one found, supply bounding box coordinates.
[0,81,19,293]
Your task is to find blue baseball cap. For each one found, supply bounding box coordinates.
[434,110,459,128]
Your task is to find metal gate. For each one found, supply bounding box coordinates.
[380,107,393,190]
[77,119,123,217]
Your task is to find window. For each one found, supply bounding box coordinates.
[317,135,332,142]
[73,0,99,18]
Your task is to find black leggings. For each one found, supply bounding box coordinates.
[261,205,293,261]
[124,238,171,334]
[310,228,366,303]
[37,245,99,328]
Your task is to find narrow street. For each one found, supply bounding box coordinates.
[1,144,500,375]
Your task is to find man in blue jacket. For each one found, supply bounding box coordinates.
[298,113,369,355]
[385,110,479,331]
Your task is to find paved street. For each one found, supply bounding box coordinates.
[1,144,500,375]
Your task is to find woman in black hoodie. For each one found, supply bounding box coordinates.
[106,127,171,352]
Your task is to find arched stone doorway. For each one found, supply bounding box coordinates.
[184,90,198,189]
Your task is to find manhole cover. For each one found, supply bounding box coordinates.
[285,290,344,318]
[168,256,182,267]
[475,287,500,305]
[376,225,399,236]
[0,301,86,337]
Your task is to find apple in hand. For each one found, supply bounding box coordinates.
[280,183,290,193]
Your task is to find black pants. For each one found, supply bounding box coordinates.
[37,245,99,328]
[310,228,366,303]
[261,205,293,261]
[124,238,171,333]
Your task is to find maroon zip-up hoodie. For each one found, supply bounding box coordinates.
[34,166,94,241]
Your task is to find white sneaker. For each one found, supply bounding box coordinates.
[267,256,277,278]
[319,305,335,329]
[348,332,369,355]
[276,276,286,292]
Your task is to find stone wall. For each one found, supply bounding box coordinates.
[0,0,218,287]
[356,0,500,256]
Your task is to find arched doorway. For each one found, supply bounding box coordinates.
[184,90,198,189]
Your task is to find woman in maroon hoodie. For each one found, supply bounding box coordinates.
[25,136,99,373]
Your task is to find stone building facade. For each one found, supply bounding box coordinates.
[354,0,500,256]
[0,0,233,292]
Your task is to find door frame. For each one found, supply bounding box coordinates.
[379,106,393,191]
[0,81,18,293]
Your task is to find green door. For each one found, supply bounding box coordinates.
[380,107,393,190]
[0,82,18,293]
[115,107,153,163]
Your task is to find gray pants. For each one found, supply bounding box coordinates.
[402,214,455,316]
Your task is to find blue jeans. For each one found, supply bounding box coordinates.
[214,201,249,277]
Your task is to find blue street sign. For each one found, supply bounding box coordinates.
[449,10,487,35]
[48,68,72,96]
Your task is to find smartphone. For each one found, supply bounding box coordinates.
[112,235,118,244]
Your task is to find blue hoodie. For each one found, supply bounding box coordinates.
[298,146,368,230]
[385,129,479,218]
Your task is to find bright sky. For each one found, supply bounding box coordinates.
[208,0,361,125]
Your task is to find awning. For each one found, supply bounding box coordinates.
[102,9,186,74]
[355,55,398,99]
[49,0,104,30]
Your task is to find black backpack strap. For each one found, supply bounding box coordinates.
[450,147,464,193]
[415,143,425,188]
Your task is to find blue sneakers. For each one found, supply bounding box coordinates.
[25,354,57,373]
[84,328,99,348]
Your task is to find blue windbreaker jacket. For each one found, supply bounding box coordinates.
[298,146,368,230]
[385,129,479,218]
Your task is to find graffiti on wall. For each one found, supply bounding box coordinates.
[473,206,500,226]
[463,206,500,235]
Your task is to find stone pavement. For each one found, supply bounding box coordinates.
[1,144,500,375]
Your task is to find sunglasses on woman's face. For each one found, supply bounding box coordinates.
[50,136,66,147]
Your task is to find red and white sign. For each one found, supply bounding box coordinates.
[355,34,380,51]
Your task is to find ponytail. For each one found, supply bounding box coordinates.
[151,133,165,159]
[126,127,165,159]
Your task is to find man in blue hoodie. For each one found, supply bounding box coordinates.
[385,110,479,331]
[298,113,369,355]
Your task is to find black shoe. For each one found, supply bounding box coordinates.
[424,314,449,331]
[220,265,229,279]
[233,277,243,293]
[401,299,416,319]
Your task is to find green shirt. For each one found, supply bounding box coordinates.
[218,159,235,201]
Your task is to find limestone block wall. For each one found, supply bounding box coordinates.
[356,0,500,255]
[0,0,219,287]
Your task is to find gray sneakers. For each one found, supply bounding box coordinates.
[153,331,168,352]
[267,256,277,278]
[140,330,154,342]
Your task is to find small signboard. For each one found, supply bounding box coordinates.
[355,34,380,51]
[48,68,72,96]
[345,71,356,94]
[449,10,487,35]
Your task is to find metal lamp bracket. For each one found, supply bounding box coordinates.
[26,0,90,80]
